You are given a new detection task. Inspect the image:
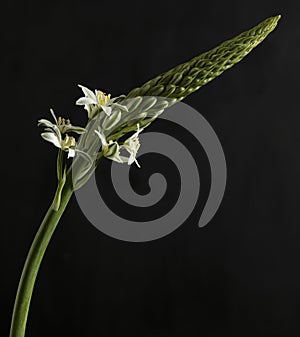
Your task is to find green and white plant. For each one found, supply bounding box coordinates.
[9,15,280,337]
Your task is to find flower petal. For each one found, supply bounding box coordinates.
[38,119,55,129]
[134,158,141,168]
[63,125,87,134]
[101,105,112,116]
[76,97,97,106]
[95,129,108,147]
[78,84,96,100]
[41,132,61,148]
[105,142,124,163]
[67,148,76,158]
[128,154,135,165]
[50,108,58,124]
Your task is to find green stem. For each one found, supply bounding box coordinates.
[9,172,74,337]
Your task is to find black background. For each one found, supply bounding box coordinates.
[2,0,300,336]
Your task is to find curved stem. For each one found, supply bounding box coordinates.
[9,172,74,337]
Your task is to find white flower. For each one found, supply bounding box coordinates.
[38,109,84,158]
[121,124,143,168]
[95,124,143,168]
[76,84,128,119]
[41,130,76,158]
[94,129,123,163]
[38,109,86,135]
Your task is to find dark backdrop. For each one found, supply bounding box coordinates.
[2,1,300,336]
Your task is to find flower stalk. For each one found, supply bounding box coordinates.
[9,172,74,337]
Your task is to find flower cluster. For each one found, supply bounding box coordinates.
[38,85,142,167]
